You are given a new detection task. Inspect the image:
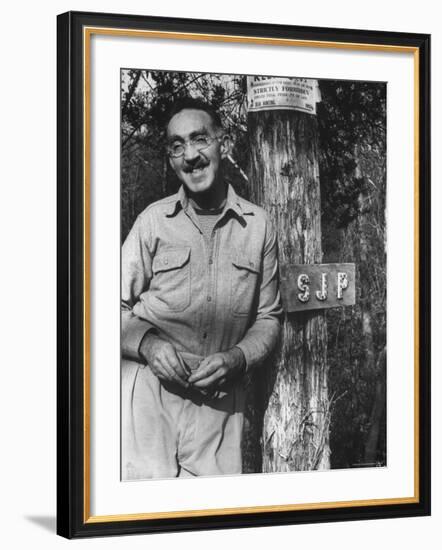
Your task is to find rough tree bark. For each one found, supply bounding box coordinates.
[357,186,376,378]
[248,109,330,472]
[364,347,386,463]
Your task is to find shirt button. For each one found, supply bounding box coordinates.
[164,257,168,265]
[207,296,212,302]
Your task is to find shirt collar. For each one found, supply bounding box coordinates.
[165,183,253,220]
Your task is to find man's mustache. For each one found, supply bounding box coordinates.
[182,159,209,173]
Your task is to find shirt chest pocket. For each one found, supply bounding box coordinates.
[151,247,191,312]
[231,253,261,316]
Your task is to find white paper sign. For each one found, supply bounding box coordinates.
[247,76,321,114]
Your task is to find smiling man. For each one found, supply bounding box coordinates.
[121,97,282,480]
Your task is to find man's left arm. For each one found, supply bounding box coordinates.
[188,219,282,390]
[233,218,282,372]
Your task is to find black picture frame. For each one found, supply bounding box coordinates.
[57,10,431,539]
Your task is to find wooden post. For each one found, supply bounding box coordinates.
[248,108,330,471]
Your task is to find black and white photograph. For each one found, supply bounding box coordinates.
[120,69,387,481]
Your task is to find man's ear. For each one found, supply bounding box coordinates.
[219,134,232,159]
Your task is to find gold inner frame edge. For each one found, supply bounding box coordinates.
[82,26,421,524]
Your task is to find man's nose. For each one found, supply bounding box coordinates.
[182,142,201,163]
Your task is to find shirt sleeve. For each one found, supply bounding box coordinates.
[235,218,282,371]
[121,214,156,361]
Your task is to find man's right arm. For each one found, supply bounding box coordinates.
[121,215,156,361]
[122,214,189,387]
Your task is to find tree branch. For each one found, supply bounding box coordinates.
[122,70,142,117]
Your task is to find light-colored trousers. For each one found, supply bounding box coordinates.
[121,358,245,480]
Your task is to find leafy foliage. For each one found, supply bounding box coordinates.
[318,81,386,228]
[318,81,387,468]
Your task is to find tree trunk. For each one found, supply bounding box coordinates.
[357,189,376,376]
[354,148,387,466]
[364,347,386,463]
[248,109,330,472]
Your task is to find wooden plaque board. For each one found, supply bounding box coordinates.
[280,263,356,312]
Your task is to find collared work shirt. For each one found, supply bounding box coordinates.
[122,184,282,370]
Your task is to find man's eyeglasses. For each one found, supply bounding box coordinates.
[167,134,219,158]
